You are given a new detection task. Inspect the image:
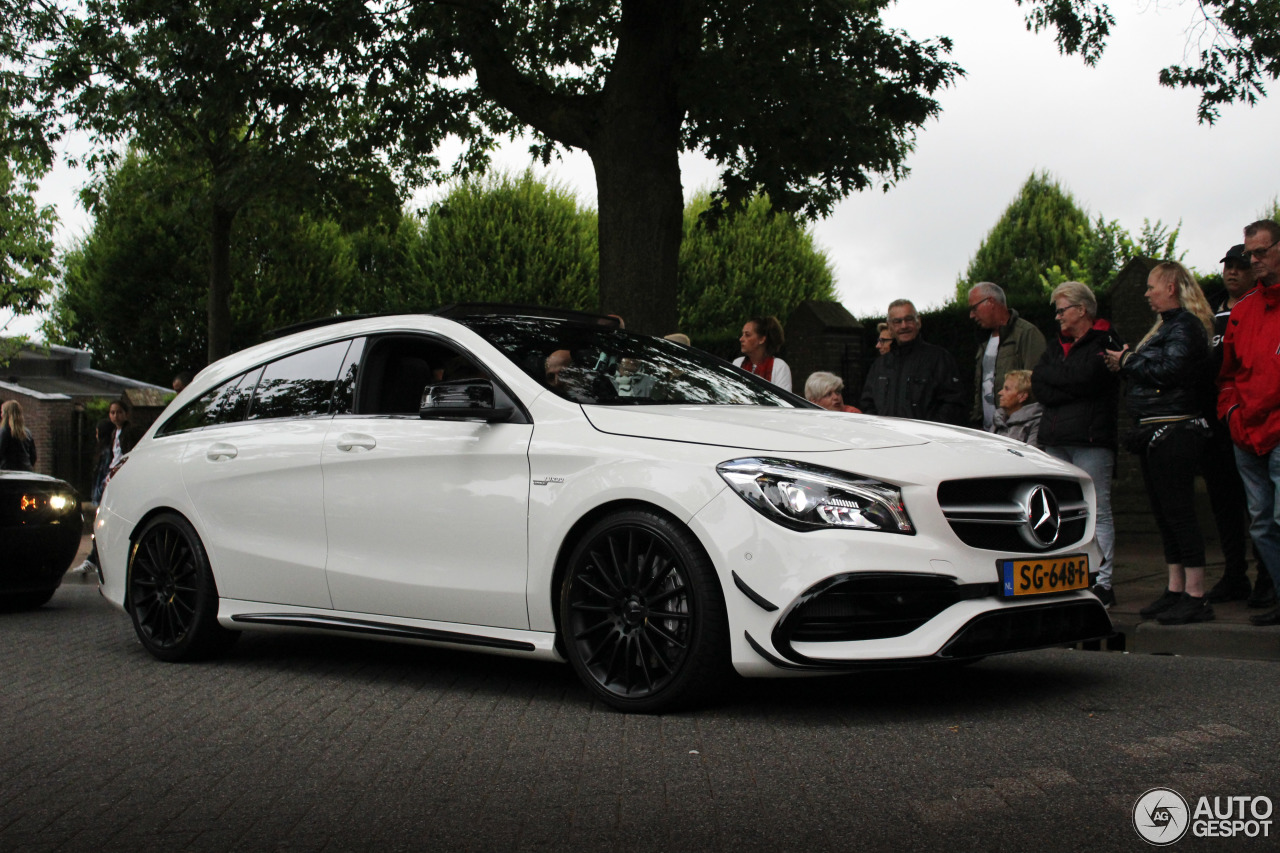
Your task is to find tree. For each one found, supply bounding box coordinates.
[44,147,403,383]
[679,192,836,341]
[1,1,59,329]
[44,0,470,361]
[958,172,1092,300]
[411,171,599,312]
[410,0,960,334]
[1018,0,1280,123]
[959,171,1190,299]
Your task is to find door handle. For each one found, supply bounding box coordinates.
[206,442,238,462]
[336,433,376,452]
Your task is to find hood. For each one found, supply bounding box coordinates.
[581,405,995,452]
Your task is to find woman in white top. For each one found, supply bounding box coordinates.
[733,316,792,392]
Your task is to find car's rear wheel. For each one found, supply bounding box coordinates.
[559,509,728,713]
[127,514,238,661]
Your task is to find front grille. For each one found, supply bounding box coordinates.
[938,477,1088,552]
[938,600,1112,658]
[775,573,995,644]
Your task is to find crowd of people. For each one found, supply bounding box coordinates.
[741,218,1280,629]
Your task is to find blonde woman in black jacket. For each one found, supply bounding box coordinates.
[1105,261,1216,625]
[0,400,37,471]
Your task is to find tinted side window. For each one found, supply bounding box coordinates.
[156,367,263,436]
[247,341,351,421]
[355,336,485,416]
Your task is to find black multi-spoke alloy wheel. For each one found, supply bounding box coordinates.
[560,509,728,713]
[127,514,237,661]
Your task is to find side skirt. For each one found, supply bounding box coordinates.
[221,604,563,661]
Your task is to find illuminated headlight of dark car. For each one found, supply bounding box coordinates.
[717,458,913,534]
[20,492,79,515]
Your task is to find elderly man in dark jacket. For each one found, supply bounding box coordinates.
[859,299,966,425]
[966,282,1046,430]
[1032,281,1124,607]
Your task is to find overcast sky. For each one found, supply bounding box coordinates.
[11,0,1280,339]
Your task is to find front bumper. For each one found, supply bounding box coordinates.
[0,522,83,594]
[689,486,1110,676]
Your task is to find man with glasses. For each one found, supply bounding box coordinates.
[1218,220,1280,626]
[859,299,966,424]
[1203,245,1274,607]
[965,282,1046,431]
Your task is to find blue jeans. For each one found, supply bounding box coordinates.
[1232,444,1280,589]
[1044,445,1116,588]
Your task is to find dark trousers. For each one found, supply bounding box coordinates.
[1199,425,1258,580]
[1140,424,1208,567]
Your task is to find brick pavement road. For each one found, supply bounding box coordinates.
[4,583,1280,853]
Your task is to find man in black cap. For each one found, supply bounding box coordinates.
[1204,244,1274,607]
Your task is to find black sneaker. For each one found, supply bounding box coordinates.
[1157,594,1215,625]
[1091,585,1115,609]
[1249,606,1280,626]
[1140,589,1182,618]
[1206,575,1251,603]
[1249,572,1277,608]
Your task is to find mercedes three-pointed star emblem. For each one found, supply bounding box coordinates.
[1021,484,1061,548]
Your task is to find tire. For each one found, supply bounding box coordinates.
[559,509,729,713]
[127,513,238,661]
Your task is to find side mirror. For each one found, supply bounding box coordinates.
[420,379,514,422]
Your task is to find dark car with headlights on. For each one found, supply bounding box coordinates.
[0,471,82,610]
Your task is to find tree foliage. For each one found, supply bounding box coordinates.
[407,0,960,334]
[1,1,60,323]
[42,0,470,360]
[958,172,1091,300]
[1021,0,1280,124]
[960,172,1188,300]
[410,171,599,312]
[43,148,404,384]
[679,191,836,341]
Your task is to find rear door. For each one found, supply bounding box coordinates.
[174,340,352,608]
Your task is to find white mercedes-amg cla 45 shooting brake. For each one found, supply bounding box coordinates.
[95,307,1111,712]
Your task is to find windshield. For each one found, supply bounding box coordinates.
[460,316,805,407]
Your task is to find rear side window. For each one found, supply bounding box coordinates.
[157,367,264,436]
[246,340,352,421]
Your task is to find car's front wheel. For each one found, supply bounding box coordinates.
[559,509,728,713]
[127,513,238,661]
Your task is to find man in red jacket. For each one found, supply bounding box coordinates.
[1218,219,1280,626]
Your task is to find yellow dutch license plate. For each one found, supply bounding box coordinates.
[1000,555,1090,597]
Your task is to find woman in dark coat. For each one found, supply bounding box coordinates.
[1105,261,1216,625]
[1031,281,1125,608]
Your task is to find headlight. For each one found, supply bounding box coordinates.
[717,458,914,534]
[20,492,79,514]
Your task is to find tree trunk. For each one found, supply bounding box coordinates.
[591,121,683,336]
[456,0,688,336]
[588,0,685,336]
[207,203,236,363]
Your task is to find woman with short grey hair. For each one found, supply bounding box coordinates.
[1031,281,1125,607]
[804,371,860,413]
